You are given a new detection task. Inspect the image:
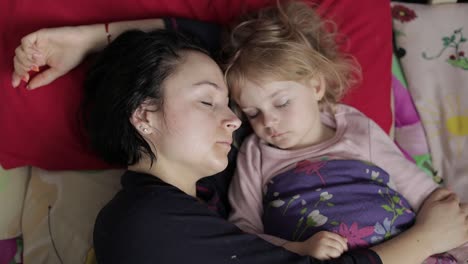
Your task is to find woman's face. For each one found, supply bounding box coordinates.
[147,51,241,179]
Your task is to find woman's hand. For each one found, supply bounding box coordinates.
[12,25,105,90]
[370,188,467,264]
[12,19,166,90]
[414,188,468,254]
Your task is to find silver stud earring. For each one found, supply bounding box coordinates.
[139,126,149,133]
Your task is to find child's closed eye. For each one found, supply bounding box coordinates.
[275,99,290,108]
[244,110,259,119]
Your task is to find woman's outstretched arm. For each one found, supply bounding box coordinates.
[12,18,221,89]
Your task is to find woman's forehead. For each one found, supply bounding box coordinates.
[179,51,220,72]
[164,52,228,96]
[176,52,223,80]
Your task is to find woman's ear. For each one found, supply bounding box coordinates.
[308,75,326,101]
[129,101,161,135]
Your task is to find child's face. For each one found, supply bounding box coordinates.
[235,78,326,150]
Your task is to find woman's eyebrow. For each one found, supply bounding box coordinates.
[193,81,220,90]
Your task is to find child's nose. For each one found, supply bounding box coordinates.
[263,113,278,128]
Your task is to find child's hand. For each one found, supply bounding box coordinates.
[415,188,468,254]
[284,231,348,260]
[305,231,348,260]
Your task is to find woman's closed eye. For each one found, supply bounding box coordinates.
[201,101,214,107]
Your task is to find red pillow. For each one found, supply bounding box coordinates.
[0,0,392,170]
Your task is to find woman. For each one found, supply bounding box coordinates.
[11,17,468,264]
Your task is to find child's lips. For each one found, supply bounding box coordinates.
[271,132,286,138]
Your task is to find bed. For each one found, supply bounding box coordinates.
[0,0,467,263]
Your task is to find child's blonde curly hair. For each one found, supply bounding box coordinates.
[223,0,361,107]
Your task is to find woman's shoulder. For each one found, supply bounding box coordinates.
[93,173,215,259]
[92,172,243,264]
[95,171,202,233]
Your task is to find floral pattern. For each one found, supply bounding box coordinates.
[336,222,374,248]
[392,4,417,59]
[262,160,415,249]
[371,217,401,244]
[263,159,454,261]
[422,28,468,70]
[392,5,417,23]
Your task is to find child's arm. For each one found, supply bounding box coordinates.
[366,118,438,211]
[228,135,347,260]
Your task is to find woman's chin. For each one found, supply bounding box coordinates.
[205,159,228,176]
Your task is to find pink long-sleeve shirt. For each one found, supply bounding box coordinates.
[228,104,439,246]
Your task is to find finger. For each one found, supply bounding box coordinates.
[441,193,460,205]
[22,49,45,69]
[30,52,46,66]
[461,203,468,214]
[11,72,25,88]
[13,57,30,87]
[27,68,63,90]
[14,52,41,82]
[320,237,347,254]
[22,45,47,67]
[15,46,38,68]
[426,188,453,203]
[20,32,41,52]
[13,54,32,75]
[20,32,47,65]
[323,245,343,259]
[323,232,348,251]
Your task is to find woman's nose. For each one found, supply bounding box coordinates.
[223,110,242,131]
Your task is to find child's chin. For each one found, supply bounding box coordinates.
[271,142,293,150]
[270,138,294,150]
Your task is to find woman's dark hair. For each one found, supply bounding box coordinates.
[82,29,209,166]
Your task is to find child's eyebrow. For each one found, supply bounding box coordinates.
[269,89,288,99]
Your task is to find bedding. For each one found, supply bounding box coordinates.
[20,168,122,264]
[392,3,468,262]
[0,238,22,264]
[391,54,439,182]
[0,0,393,263]
[392,2,468,202]
[0,166,29,239]
[0,0,393,170]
